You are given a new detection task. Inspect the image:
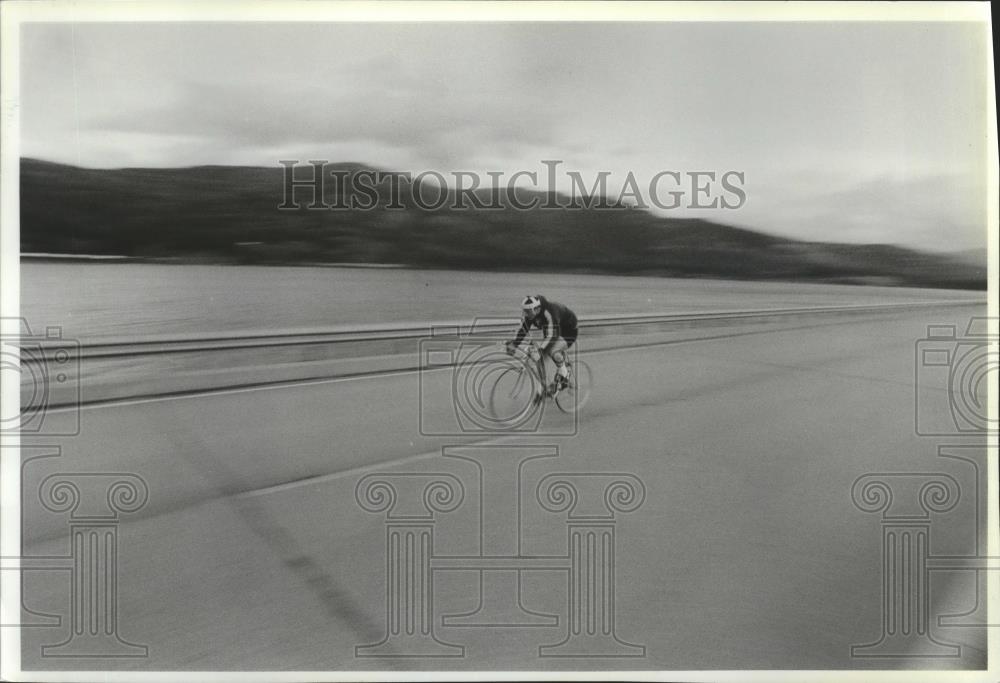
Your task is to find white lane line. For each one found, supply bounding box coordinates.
[68,329,689,412]
[72,364,427,412]
[47,299,987,349]
[233,434,525,500]
[59,303,984,412]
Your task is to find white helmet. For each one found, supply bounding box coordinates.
[521,295,541,311]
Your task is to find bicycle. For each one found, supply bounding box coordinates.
[487,341,592,422]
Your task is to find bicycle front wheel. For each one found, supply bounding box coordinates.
[554,360,593,414]
[488,363,544,427]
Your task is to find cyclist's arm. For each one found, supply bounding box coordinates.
[511,319,530,346]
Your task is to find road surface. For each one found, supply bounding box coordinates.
[16,303,991,671]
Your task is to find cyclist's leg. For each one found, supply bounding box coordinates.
[548,337,570,386]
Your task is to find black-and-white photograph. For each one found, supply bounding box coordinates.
[1,1,996,680]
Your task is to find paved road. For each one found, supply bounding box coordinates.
[18,304,991,672]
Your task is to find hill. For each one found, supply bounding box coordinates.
[19,158,985,289]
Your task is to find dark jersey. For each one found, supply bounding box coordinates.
[513,297,578,350]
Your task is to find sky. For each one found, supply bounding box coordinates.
[18,20,992,252]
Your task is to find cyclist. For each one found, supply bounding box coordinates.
[506,295,578,394]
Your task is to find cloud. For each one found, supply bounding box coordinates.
[85,50,564,171]
[733,171,987,250]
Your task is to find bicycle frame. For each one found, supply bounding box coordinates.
[508,342,547,386]
[510,342,574,399]
[492,341,592,419]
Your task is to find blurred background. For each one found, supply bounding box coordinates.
[19,21,989,336]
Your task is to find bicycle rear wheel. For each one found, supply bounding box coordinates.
[554,360,592,413]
